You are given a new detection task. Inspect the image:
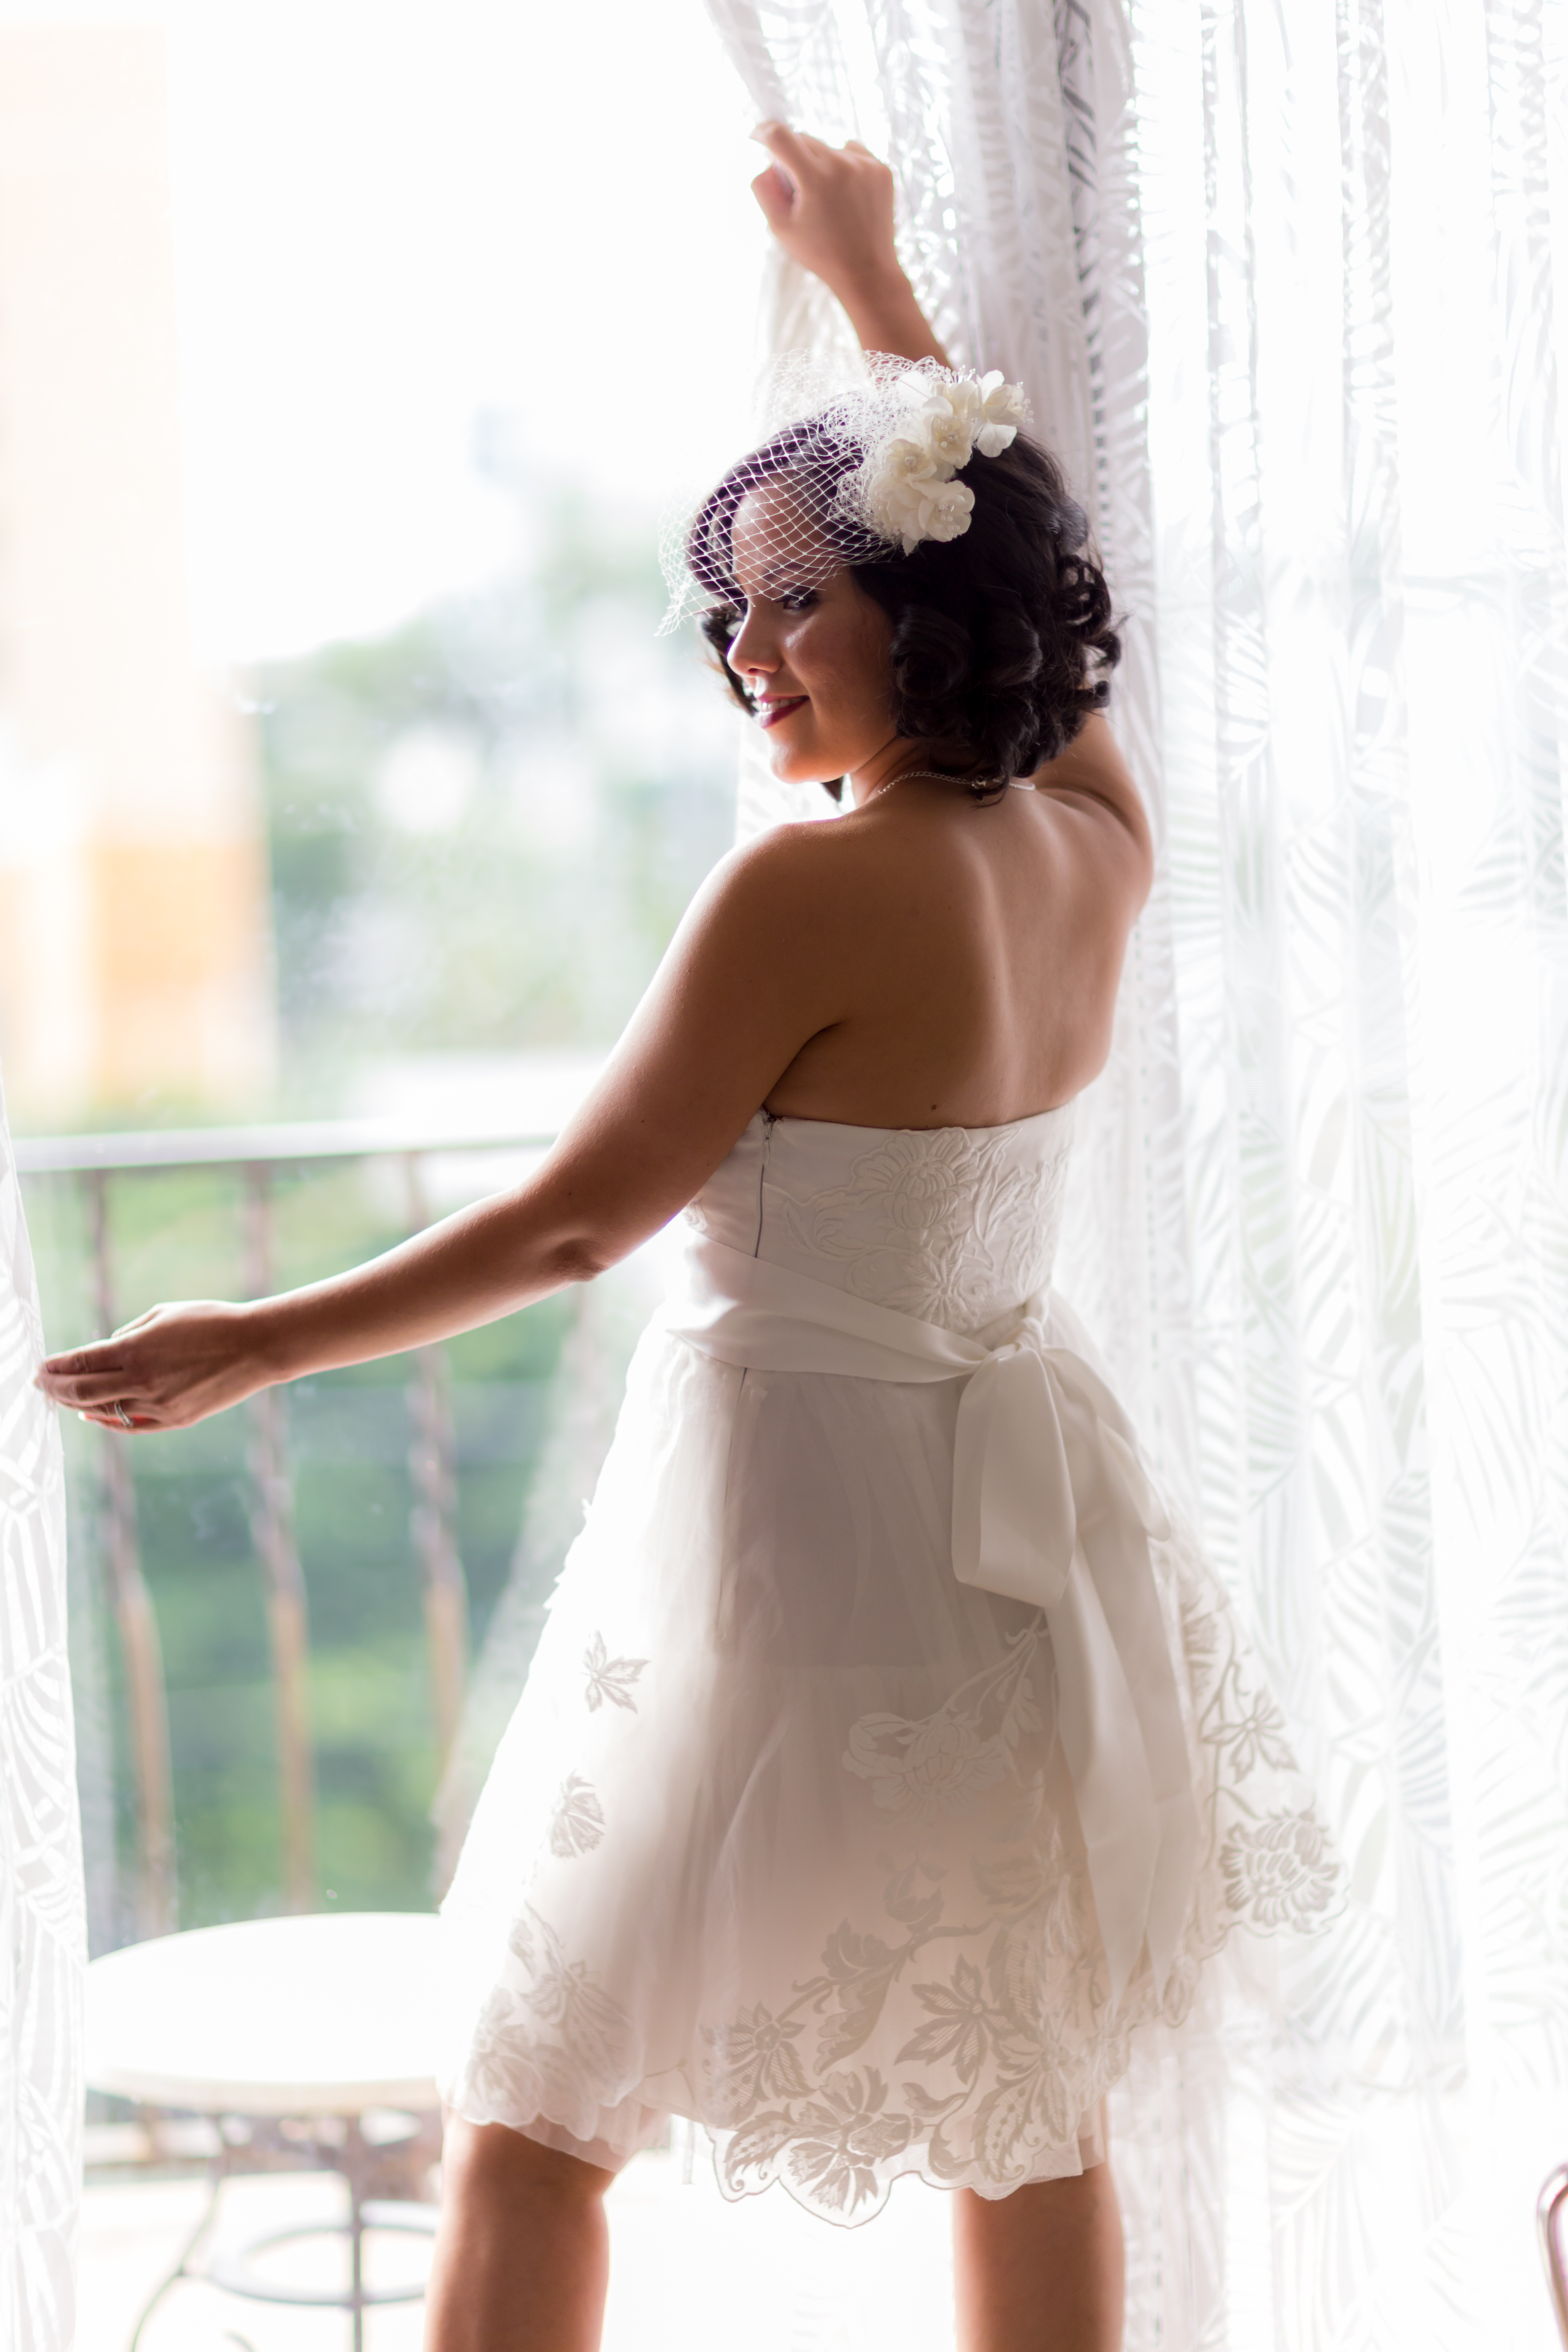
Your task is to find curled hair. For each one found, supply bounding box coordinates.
[689,423,1120,800]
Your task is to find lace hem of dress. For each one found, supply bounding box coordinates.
[442,1510,1343,2225]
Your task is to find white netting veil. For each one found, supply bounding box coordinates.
[657,352,1031,636]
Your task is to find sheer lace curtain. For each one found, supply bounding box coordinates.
[704,0,1568,2344]
[0,1076,83,2352]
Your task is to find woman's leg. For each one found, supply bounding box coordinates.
[424,2116,615,2352]
[952,2160,1125,2352]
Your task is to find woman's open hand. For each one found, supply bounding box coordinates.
[35,1300,275,1433]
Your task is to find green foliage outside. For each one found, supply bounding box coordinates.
[259,471,737,1094]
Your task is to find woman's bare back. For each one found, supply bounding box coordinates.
[762,715,1153,1131]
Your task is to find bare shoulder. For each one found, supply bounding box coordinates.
[720,808,858,885]
[1032,715,1155,912]
[697,807,879,939]
[650,812,876,1037]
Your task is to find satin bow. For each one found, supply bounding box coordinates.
[661,1235,1201,2002]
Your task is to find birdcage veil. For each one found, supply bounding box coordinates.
[657,351,1031,635]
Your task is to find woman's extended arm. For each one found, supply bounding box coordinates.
[35,826,854,1433]
[750,123,950,367]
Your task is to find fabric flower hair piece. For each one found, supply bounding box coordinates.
[666,354,1035,634]
[851,371,1029,555]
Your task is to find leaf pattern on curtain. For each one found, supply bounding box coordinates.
[0,1074,84,2352]
[704,0,1568,2340]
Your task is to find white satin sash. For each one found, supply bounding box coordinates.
[661,1234,1201,2003]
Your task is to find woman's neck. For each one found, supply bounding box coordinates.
[846,740,935,807]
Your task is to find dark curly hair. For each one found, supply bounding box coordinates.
[688,418,1120,802]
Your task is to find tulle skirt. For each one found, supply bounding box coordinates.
[436,1309,1340,2224]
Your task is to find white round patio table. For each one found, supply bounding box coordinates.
[86,1911,445,2351]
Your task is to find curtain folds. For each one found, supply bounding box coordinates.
[0,1076,83,2352]
[702,1,1568,2343]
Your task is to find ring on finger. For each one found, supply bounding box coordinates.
[112,1403,133,1430]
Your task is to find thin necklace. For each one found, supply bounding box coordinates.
[861,768,1037,804]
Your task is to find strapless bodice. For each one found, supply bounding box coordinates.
[684,1104,1076,1337]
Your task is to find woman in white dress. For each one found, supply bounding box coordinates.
[40,129,1338,2352]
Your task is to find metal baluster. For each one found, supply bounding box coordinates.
[86,1171,175,1938]
[402,1155,469,1766]
[242,1165,315,1912]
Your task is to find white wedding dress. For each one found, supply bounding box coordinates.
[437,1105,1340,2223]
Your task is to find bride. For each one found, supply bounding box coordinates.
[40,127,1337,2352]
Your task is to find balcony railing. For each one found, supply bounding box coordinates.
[18,1112,561,1942]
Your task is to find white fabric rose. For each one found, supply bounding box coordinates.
[873,469,976,554]
[866,472,935,551]
[881,434,947,489]
[861,435,957,548]
[974,371,1027,457]
[925,410,979,468]
[916,380,983,468]
[919,476,977,543]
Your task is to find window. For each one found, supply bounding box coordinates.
[7,0,760,1943]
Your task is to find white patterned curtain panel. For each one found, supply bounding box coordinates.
[0,1078,83,2352]
[704,0,1568,2344]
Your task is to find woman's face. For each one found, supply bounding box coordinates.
[723,484,901,786]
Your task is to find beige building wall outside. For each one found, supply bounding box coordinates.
[0,24,274,1125]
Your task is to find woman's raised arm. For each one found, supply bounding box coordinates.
[750,123,951,367]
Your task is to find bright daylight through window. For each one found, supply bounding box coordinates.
[0,6,792,2342]
[6,0,761,1934]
